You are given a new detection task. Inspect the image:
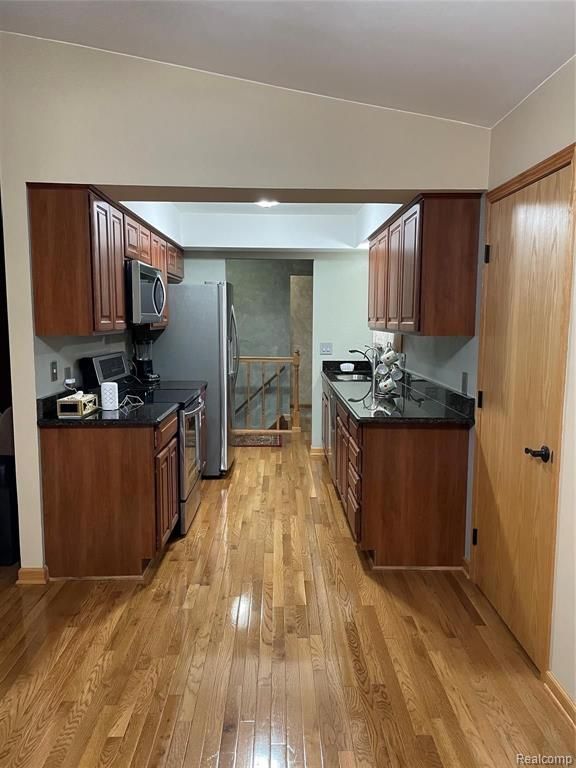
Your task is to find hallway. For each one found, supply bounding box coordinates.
[0,435,573,767]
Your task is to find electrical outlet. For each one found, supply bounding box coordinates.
[319,342,333,356]
[461,371,468,395]
[50,360,58,382]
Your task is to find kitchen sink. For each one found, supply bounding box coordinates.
[335,374,372,382]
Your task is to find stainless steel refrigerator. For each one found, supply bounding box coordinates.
[152,282,239,476]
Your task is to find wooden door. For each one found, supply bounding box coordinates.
[109,206,126,331]
[399,204,421,332]
[474,154,575,670]
[90,197,115,333]
[124,215,140,260]
[386,219,402,329]
[368,241,378,326]
[375,229,389,326]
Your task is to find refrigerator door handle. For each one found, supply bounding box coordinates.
[230,304,240,384]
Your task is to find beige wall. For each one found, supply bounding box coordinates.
[489,58,576,696]
[0,32,489,571]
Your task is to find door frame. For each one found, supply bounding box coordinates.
[471,143,576,672]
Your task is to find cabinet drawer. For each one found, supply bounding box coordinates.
[348,437,361,473]
[155,413,178,453]
[348,417,361,445]
[346,488,361,542]
[336,401,349,428]
[348,463,361,502]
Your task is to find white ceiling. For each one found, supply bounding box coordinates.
[0,1,573,127]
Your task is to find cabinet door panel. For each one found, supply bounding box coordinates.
[368,242,378,325]
[139,226,151,264]
[386,219,402,330]
[168,438,179,533]
[124,215,140,260]
[167,243,184,281]
[91,198,114,333]
[376,229,389,326]
[155,444,171,550]
[110,206,126,330]
[399,204,421,332]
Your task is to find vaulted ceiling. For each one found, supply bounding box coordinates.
[0,0,573,127]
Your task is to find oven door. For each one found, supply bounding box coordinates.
[180,398,205,501]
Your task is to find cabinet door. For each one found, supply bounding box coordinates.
[375,229,389,326]
[151,234,169,329]
[110,206,126,331]
[155,443,171,550]
[139,226,152,264]
[399,204,421,333]
[386,219,402,330]
[368,241,378,326]
[90,197,115,333]
[167,243,184,281]
[168,437,179,534]
[322,393,328,455]
[124,215,140,260]
[340,430,349,504]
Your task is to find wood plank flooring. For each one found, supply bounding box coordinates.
[0,433,573,767]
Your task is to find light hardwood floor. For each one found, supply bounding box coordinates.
[0,434,573,767]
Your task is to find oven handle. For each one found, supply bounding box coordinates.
[183,401,204,420]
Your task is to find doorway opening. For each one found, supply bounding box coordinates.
[0,195,20,569]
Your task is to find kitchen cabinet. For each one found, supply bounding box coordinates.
[323,376,470,566]
[167,243,184,281]
[39,412,180,578]
[368,193,481,335]
[321,393,329,456]
[155,437,179,550]
[151,233,169,328]
[28,184,185,336]
[28,186,128,336]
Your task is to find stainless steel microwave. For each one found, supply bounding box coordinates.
[126,260,166,325]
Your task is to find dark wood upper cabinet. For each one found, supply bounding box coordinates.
[368,242,378,325]
[375,229,389,326]
[124,215,140,260]
[386,219,402,330]
[368,193,481,336]
[399,204,421,333]
[167,243,184,282]
[28,184,185,336]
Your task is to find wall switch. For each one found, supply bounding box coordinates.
[50,360,58,382]
[64,366,72,380]
[319,342,333,356]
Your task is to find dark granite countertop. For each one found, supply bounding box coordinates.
[37,393,180,428]
[322,362,474,426]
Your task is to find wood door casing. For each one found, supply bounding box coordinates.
[473,157,575,670]
[399,204,421,332]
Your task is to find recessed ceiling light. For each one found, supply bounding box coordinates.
[255,199,279,208]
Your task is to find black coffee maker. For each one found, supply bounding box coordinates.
[133,338,160,383]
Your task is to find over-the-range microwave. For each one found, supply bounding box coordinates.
[126,260,166,325]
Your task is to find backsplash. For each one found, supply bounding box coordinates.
[34,333,131,396]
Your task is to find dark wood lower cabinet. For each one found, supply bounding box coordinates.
[329,405,469,567]
[156,437,179,550]
[40,415,180,578]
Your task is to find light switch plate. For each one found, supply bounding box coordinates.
[320,342,333,355]
[50,360,58,382]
